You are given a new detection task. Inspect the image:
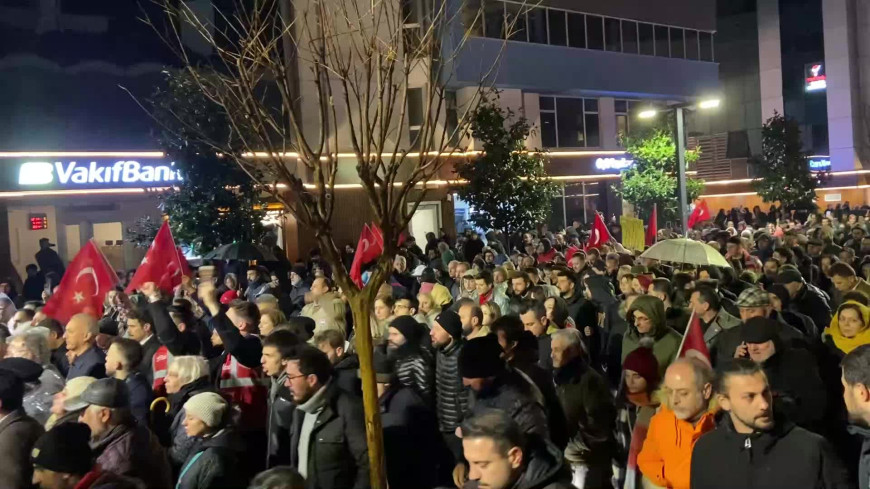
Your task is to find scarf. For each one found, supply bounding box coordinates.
[826,301,870,354]
[626,391,654,408]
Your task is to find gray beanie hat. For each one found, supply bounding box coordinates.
[183,392,228,428]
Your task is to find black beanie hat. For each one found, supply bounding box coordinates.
[435,310,463,340]
[459,335,506,379]
[0,357,43,383]
[390,315,426,345]
[742,317,780,344]
[768,284,791,308]
[32,423,93,475]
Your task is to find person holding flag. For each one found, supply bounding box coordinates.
[687,200,711,230]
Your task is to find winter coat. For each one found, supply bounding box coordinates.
[393,347,435,405]
[711,312,807,367]
[175,428,245,489]
[790,282,833,331]
[289,381,370,489]
[91,422,173,489]
[435,338,468,434]
[267,372,295,468]
[690,415,850,489]
[462,437,575,489]
[467,367,550,441]
[849,424,870,489]
[334,354,361,395]
[512,356,569,451]
[139,335,161,386]
[553,357,616,489]
[159,377,216,470]
[622,296,682,377]
[67,344,106,380]
[380,382,453,489]
[288,283,310,315]
[22,366,64,425]
[758,337,827,432]
[562,284,587,325]
[148,302,202,357]
[700,309,741,350]
[125,372,153,428]
[301,292,347,336]
[72,469,145,489]
[637,406,716,489]
[0,409,43,489]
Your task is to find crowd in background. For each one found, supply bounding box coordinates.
[3,201,870,488]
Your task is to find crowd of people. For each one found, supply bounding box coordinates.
[3,203,870,489]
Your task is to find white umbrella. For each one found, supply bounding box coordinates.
[640,238,731,268]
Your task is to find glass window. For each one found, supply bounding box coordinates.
[654,25,669,57]
[540,96,555,111]
[527,7,547,43]
[462,0,483,36]
[540,113,557,148]
[669,27,684,58]
[557,98,586,147]
[408,88,424,148]
[504,2,526,41]
[586,15,604,50]
[604,18,621,51]
[685,29,699,60]
[567,13,586,48]
[547,10,567,46]
[616,114,628,138]
[446,91,459,143]
[483,0,504,39]
[614,100,627,113]
[699,32,713,61]
[622,20,638,54]
[584,99,599,112]
[638,23,654,55]
[585,113,600,147]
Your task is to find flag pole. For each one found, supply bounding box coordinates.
[673,309,695,363]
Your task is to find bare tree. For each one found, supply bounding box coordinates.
[144,0,518,486]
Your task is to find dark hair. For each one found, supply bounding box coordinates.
[715,358,766,394]
[477,269,493,286]
[555,269,577,283]
[287,345,334,384]
[693,286,721,312]
[699,266,722,282]
[312,329,345,349]
[16,309,35,321]
[650,278,671,296]
[842,345,870,387]
[460,410,525,455]
[727,236,743,246]
[127,307,154,329]
[544,296,571,329]
[248,466,306,489]
[830,262,858,279]
[25,264,37,272]
[774,247,794,264]
[229,300,262,329]
[518,299,546,321]
[38,318,64,338]
[765,258,782,269]
[0,372,24,412]
[376,295,395,309]
[263,329,301,358]
[110,337,144,370]
[490,315,524,345]
[843,290,870,306]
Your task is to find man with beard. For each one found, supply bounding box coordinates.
[841,344,870,486]
[508,270,531,303]
[556,269,585,323]
[690,359,850,489]
[386,316,434,405]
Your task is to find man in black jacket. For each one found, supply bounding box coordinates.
[262,330,298,468]
[841,344,870,488]
[284,345,369,489]
[777,265,833,330]
[690,359,849,489]
[142,283,203,358]
[518,300,553,372]
[313,329,360,395]
[430,310,468,462]
[387,315,434,405]
[124,307,161,386]
[556,269,585,324]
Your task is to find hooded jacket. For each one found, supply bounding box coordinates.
[622,296,682,377]
[758,334,827,432]
[175,428,245,489]
[690,414,850,489]
[463,437,575,489]
[637,406,716,489]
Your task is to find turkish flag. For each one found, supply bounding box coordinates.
[370,222,406,248]
[350,224,384,287]
[125,221,190,294]
[678,311,711,368]
[645,204,658,246]
[687,200,711,229]
[565,246,580,263]
[585,213,611,250]
[43,240,119,324]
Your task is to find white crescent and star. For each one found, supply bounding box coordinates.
[74,267,100,297]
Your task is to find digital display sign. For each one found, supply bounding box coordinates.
[29,213,48,230]
[805,62,827,92]
[0,155,184,192]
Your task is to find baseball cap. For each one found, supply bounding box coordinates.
[39,238,55,247]
[79,378,130,409]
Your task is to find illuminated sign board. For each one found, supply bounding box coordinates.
[805,62,827,92]
[18,160,182,186]
[595,157,634,171]
[808,156,831,170]
[29,213,48,230]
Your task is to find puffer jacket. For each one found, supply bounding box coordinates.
[435,339,467,434]
[393,347,435,405]
[175,428,245,489]
[467,367,549,440]
[637,406,716,489]
[91,422,173,489]
[622,296,682,377]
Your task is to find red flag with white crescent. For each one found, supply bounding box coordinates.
[585,213,611,251]
[43,241,119,324]
[350,224,384,287]
[677,311,712,368]
[125,221,190,294]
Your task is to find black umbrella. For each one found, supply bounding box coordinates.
[203,242,278,262]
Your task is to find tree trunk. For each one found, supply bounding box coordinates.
[348,291,386,489]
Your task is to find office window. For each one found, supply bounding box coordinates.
[408,88,424,148]
[654,25,669,57]
[699,32,713,61]
[483,0,504,39]
[669,27,684,58]
[539,96,599,148]
[527,7,547,43]
[504,2,526,41]
[615,99,630,142]
[567,12,586,48]
[604,17,621,51]
[622,20,638,54]
[548,10,567,46]
[685,29,699,60]
[586,15,604,50]
[462,0,483,36]
[638,23,654,55]
[445,91,459,143]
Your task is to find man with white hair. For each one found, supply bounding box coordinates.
[63,313,106,380]
[637,358,716,489]
[5,331,65,424]
[550,327,615,488]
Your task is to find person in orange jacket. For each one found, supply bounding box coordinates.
[637,358,716,489]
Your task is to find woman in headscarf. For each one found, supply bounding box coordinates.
[824,301,870,358]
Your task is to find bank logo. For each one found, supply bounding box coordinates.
[18,162,55,185]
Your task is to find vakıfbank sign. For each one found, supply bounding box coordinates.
[1,155,182,191]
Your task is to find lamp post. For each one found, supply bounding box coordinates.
[638,98,721,234]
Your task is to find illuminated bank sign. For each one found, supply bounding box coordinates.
[595,157,634,171]
[17,160,182,187]
[808,156,831,170]
[805,62,827,92]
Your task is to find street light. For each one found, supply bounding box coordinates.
[637,97,722,235]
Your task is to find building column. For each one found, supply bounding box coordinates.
[597,97,618,150]
[757,0,784,120]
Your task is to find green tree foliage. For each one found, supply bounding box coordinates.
[618,126,703,224]
[454,99,559,234]
[752,112,828,210]
[147,70,266,254]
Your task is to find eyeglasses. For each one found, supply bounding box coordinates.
[286,374,307,381]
